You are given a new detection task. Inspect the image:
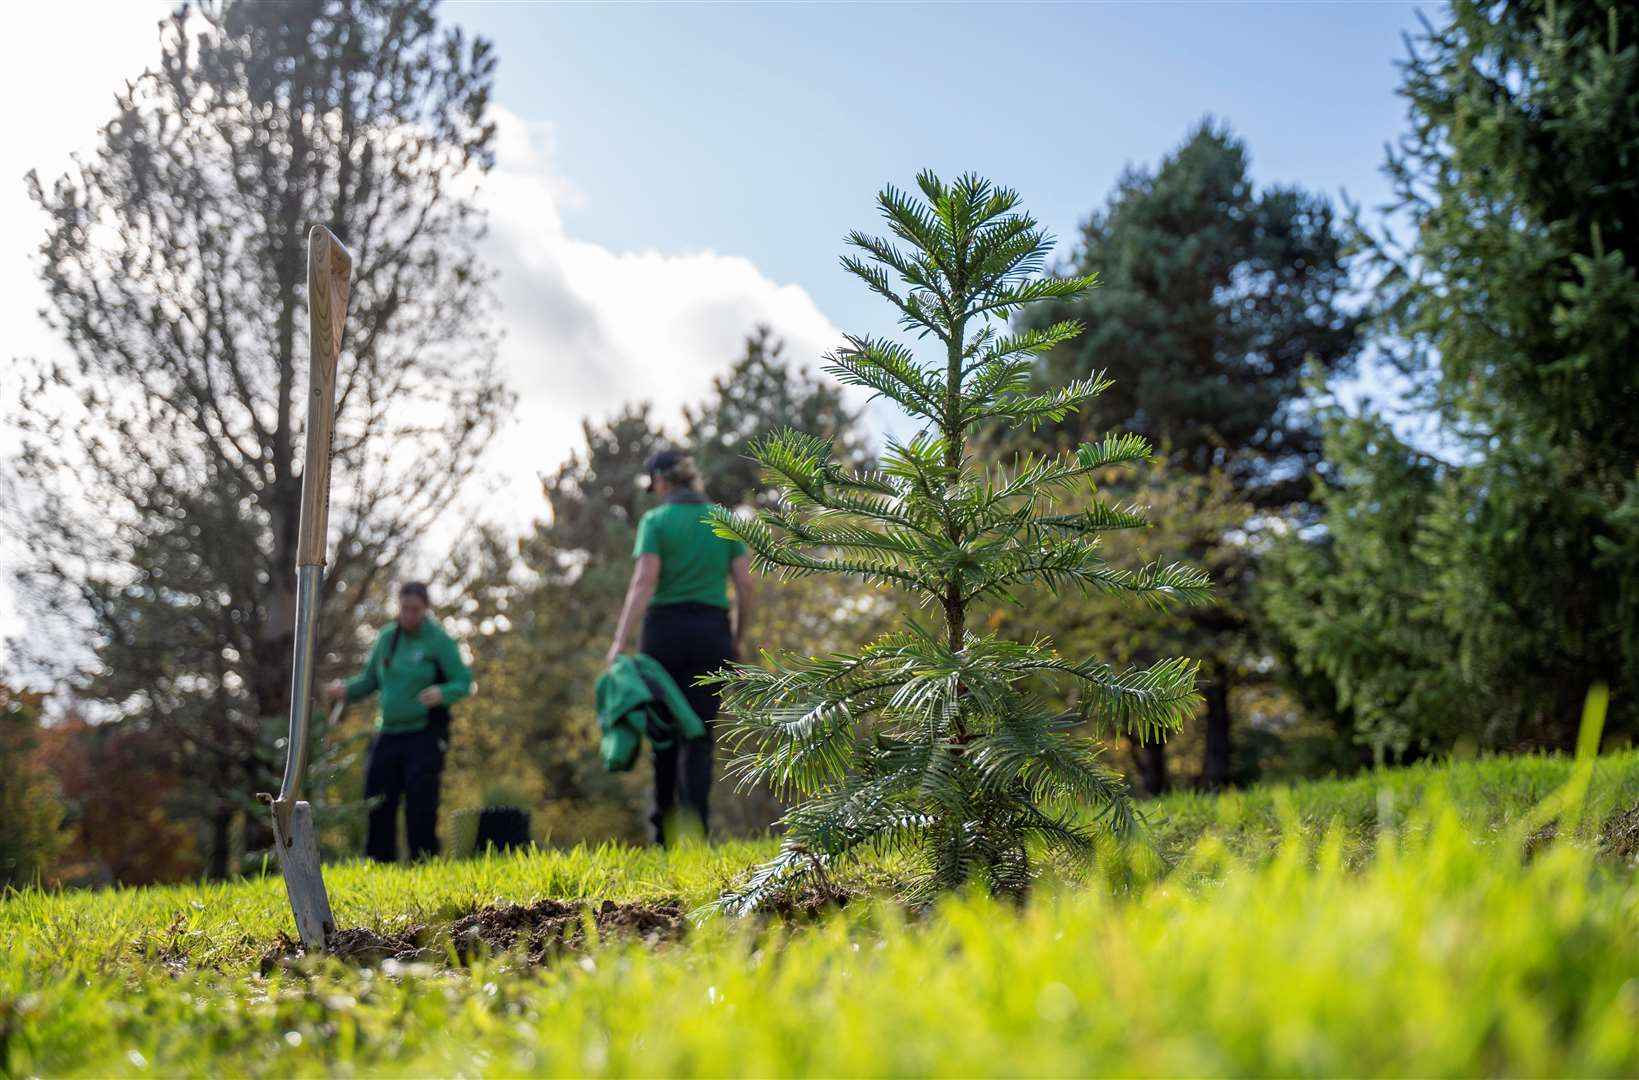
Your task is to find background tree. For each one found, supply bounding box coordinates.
[685,325,870,508]
[1271,0,1639,753]
[0,683,68,887]
[683,328,892,831]
[452,406,667,846]
[5,0,509,875]
[1015,122,1361,788]
[1261,409,1492,762]
[31,706,203,886]
[712,173,1210,911]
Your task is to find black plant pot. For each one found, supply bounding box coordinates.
[474,806,531,853]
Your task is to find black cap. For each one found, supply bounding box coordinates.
[643,448,685,476]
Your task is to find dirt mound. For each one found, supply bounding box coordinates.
[1600,803,1639,860]
[1522,802,1639,863]
[326,926,432,965]
[259,925,430,973]
[259,898,685,973]
[451,898,685,963]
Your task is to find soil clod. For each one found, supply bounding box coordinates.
[259,925,429,974]
[755,882,857,921]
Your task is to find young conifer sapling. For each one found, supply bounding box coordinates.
[709,173,1211,911]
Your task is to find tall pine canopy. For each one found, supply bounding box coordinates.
[1027,123,1359,509]
[709,174,1210,911]
[684,326,869,510]
[1270,0,1639,754]
[1015,124,1361,791]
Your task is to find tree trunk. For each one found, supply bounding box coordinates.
[1139,740,1169,796]
[1202,662,1232,790]
[206,806,233,880]
[244,745,275,856]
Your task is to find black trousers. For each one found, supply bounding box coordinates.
[363,726,446,862]
[640,602,734,844]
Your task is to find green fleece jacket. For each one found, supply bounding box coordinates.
[344,619,472,734]
[595,654,706,772]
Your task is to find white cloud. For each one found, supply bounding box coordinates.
[0,34,850,660]
[0,4,168,666]
[471,107,845,527]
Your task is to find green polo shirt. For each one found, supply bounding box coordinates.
[634,496,746,608]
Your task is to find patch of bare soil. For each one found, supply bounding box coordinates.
[257,899,685,974]
[754,882,857,922]
[1522,802,1639,863]
[1599,803,1639,861]
[450,898,686,963]
[1522,821,1559,860]
[258,925,432,974]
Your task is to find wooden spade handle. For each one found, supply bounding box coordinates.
[296,225,354,567]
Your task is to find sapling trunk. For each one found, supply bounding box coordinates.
[945,314,968,734]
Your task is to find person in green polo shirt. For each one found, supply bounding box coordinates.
[607,449,754,843]
[323,580,472,861]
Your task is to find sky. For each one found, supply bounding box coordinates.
[0,0,1426,664]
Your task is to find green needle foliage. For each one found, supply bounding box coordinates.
[707,173,1212,911]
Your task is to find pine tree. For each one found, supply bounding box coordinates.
[1016,123,1361,790]
[684,325,869,509]
[1029,124,1359,508]
[709,174,1210,910]
[1273,0,1639,754]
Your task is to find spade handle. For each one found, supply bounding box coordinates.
[296,225,353,568]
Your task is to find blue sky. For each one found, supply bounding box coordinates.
[449,0,1422,343]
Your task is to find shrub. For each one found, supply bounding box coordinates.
[0,685,67,887]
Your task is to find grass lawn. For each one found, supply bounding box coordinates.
[4,751,1637,1077]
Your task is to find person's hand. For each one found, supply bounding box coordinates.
[605,640,626,668]
[321,681,346,706]
[418,686,444,707]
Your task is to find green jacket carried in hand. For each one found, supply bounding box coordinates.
[345,619,472,734]
[596,654,706,772]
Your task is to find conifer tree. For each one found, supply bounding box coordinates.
[1271,0,1639,754]
[709,174,1210,910]
[684,325,869,509]
[1018,123,1360,790]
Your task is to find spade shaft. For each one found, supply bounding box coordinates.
[269,224,353,952]
[276,566,325,811]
